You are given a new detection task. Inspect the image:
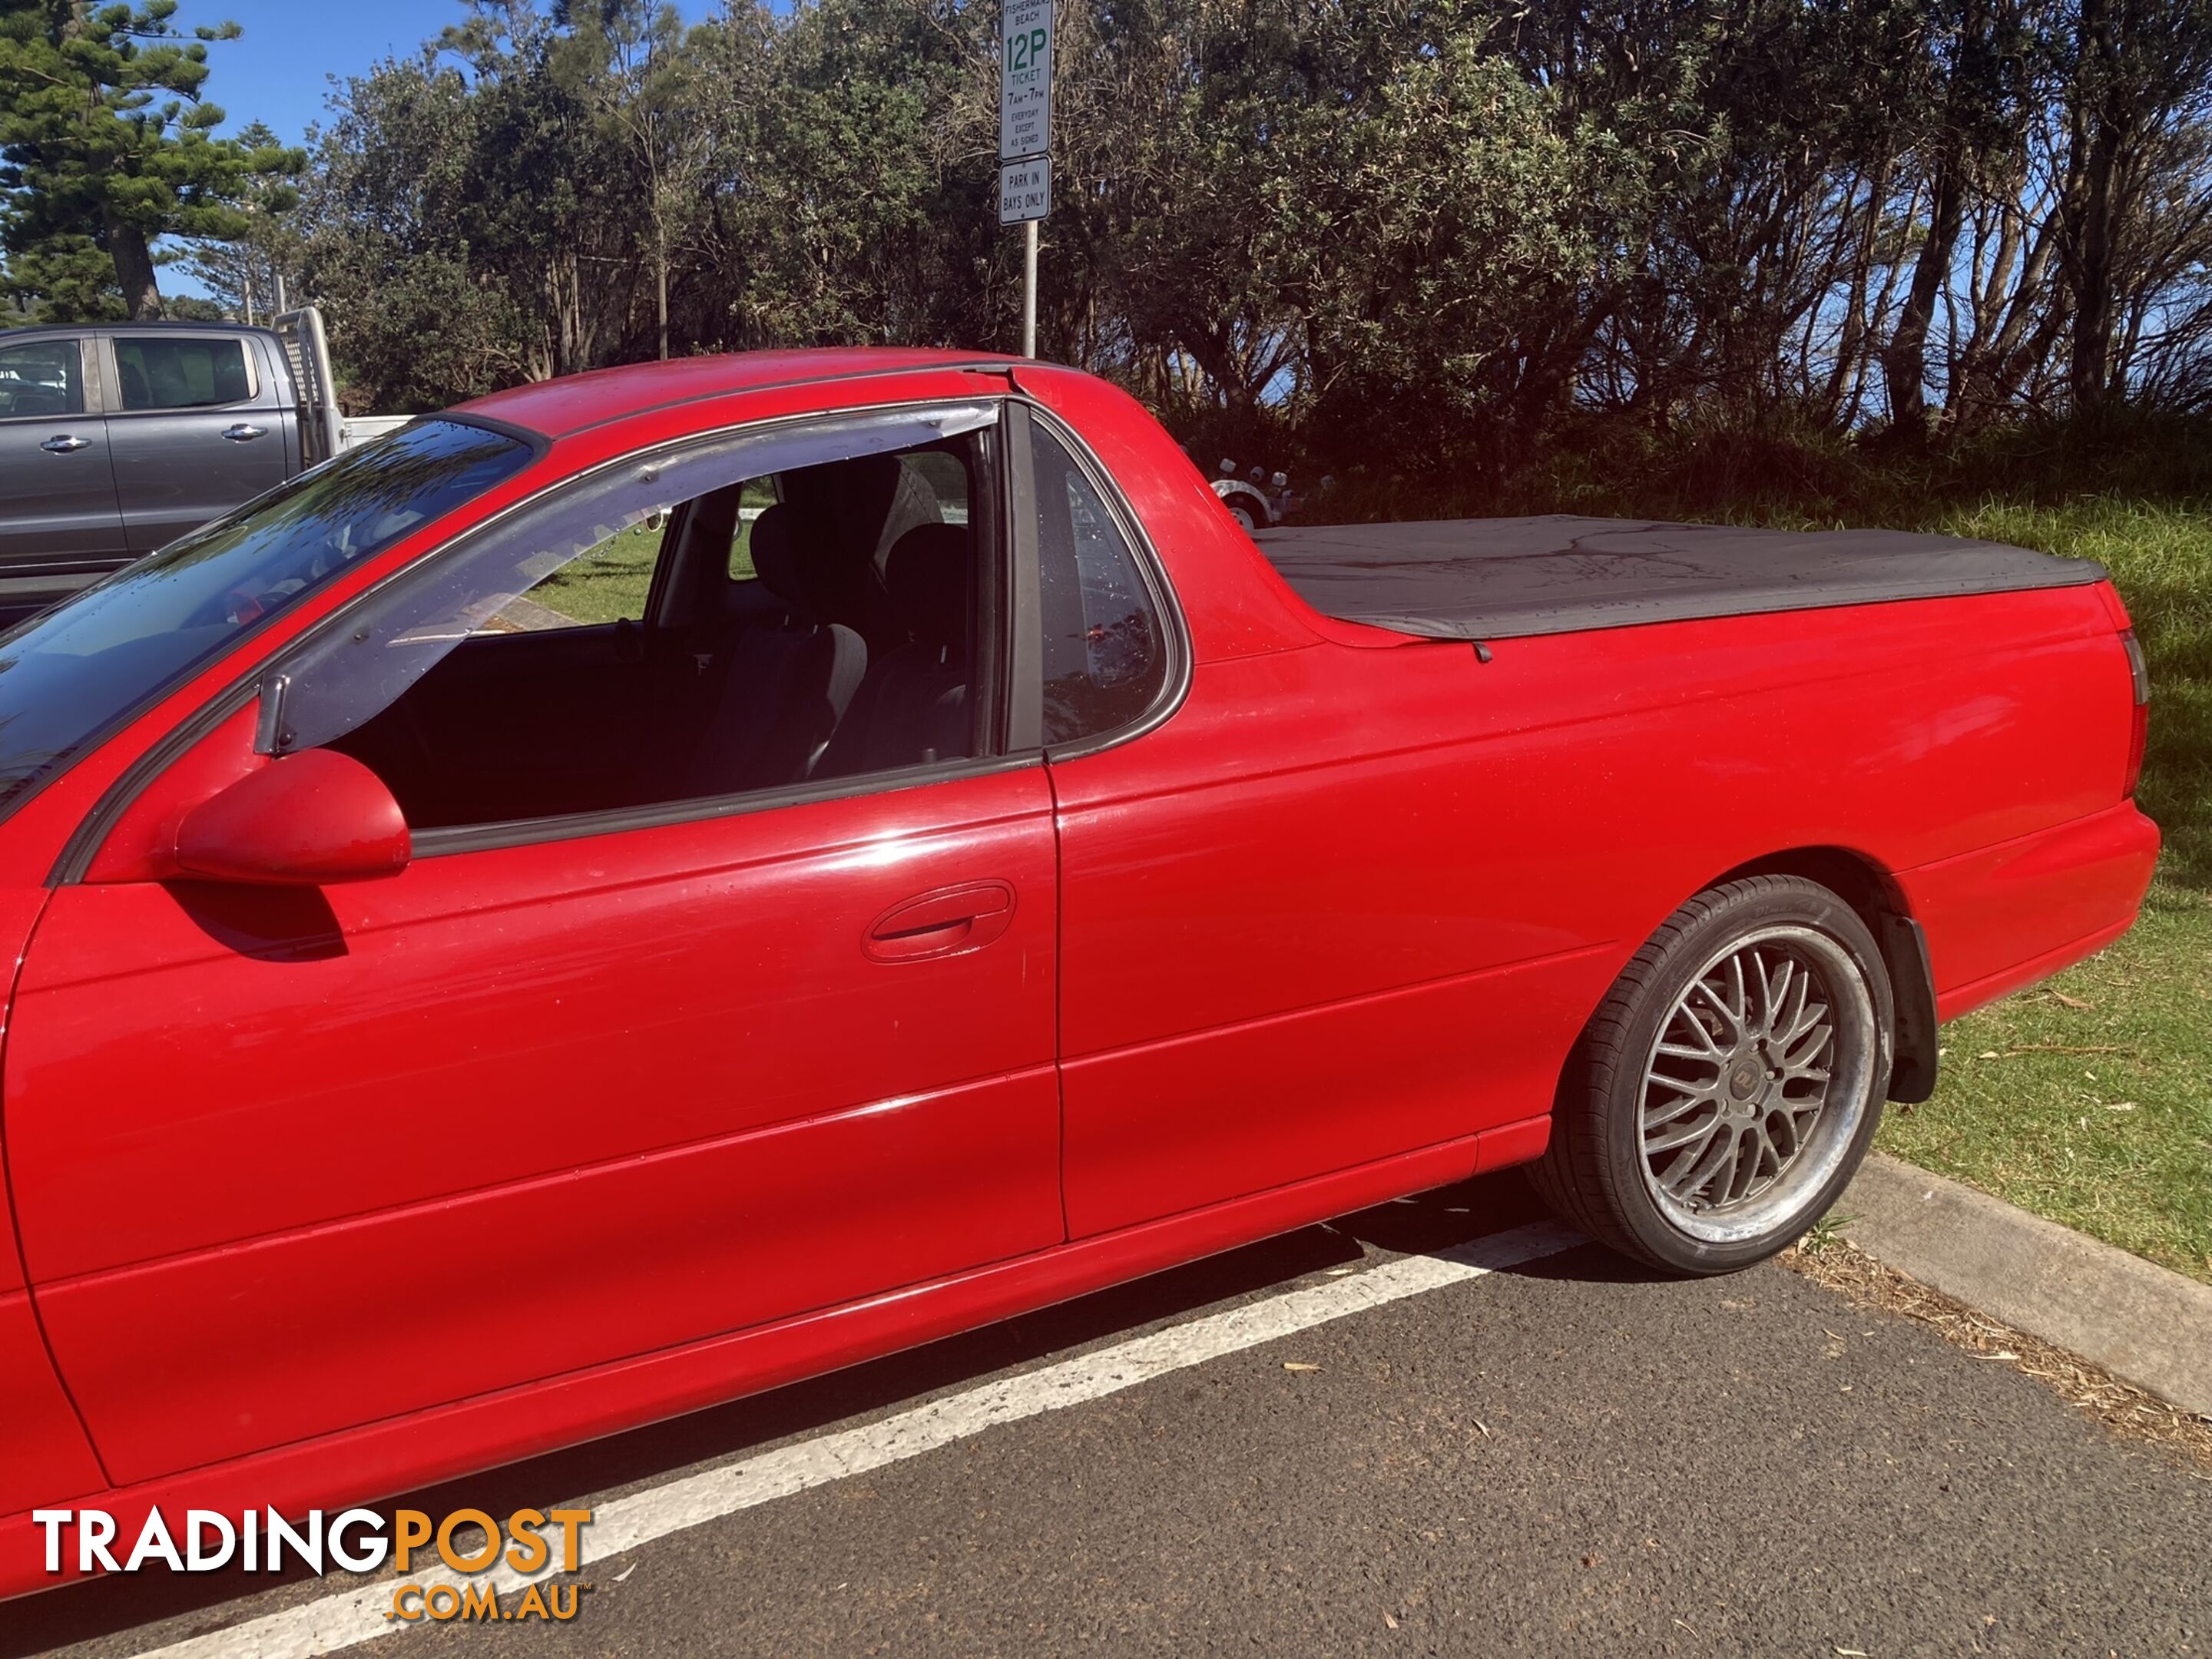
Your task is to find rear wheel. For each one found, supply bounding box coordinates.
[1530,876,1893,1274]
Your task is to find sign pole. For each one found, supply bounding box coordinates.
[999,0,1053,359]
[1023,220,1039,359]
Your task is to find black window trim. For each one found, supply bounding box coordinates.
[960,422,1010,760]
[1002,404,1044,753]
[1012,397,1193,764]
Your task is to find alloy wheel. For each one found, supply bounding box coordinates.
[1637,926,1876,1243]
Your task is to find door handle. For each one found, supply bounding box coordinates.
[222,423,267,442]
[863,881,1017,963]
[40,435,89,453]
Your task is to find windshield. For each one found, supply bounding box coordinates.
[0,418,533,824]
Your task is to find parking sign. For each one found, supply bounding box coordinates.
[999,0,1053,164]
[998,156,1051,226]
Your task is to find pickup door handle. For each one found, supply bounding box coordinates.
[222,423,267,442]
[863,880,1017,963]
[40,435,89,453]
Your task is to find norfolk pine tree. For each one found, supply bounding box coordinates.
[0,0,300,320]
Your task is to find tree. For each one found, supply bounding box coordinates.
[435,1,651,379]
[0,0,301,320]
[0,228,121,318]
[555,2,715,361]
[2056,0,2212,413]
[297,47,531,408]
[1878,0,2038,436]
[180,119,302,320]
[285,0,2212,452]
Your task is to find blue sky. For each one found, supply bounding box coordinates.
[164,2,719,296]
[187,1,720,148]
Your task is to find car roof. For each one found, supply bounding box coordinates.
[452,347,1019,440]
[0,320,270,336]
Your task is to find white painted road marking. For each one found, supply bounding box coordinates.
[128,1220,1583,1659]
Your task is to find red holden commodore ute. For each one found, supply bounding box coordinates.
[0,350,2157,1596]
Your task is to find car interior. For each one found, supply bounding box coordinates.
[113,337,254,412]
[325,435,992,833]
[0,343,82,418]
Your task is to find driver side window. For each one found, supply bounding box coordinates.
[267,405,1002,841]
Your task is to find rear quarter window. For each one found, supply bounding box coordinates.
[1030,425,1167,744]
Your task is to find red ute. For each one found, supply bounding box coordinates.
[0,352,2157,1597]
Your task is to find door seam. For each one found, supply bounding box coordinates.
[1044,757,1071,1243]
[0,883,117,1487]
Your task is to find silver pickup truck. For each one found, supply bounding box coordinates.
[0,307,402,626]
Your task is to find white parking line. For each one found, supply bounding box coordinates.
[131,1220,1583,1659]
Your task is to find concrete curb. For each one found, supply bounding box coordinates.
[1834,1152,2212,1419]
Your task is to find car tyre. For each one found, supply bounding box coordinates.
[1528,875,1894,1275]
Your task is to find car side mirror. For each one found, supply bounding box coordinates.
[172,750,411,886]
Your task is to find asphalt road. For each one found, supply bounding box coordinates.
[15,1174,2210,1659]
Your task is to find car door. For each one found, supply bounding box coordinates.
[104,328,290,552]
[0,334,127,608]
[4,402,1065,1487]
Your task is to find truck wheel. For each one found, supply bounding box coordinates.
[1227,498,1262,531]
[1529,876,1893,1275]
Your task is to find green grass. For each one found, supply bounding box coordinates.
[1880,879,2212,1282]
[730,503,761,581]
[529,485,775,627]
[528,522,659,628]
[529,520,664,626]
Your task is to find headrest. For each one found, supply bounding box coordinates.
[883,523,969,649]
[747,502,829,619]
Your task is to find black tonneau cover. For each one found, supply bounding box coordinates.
[1254,515,2104,642]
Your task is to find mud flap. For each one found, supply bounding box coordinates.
[1880,912,1939,1104]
